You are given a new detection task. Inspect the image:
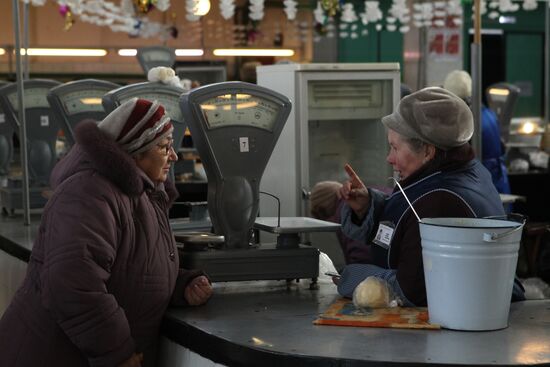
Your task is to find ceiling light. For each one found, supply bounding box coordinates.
[118,49,137,56]
[0,48,5,56]
[20,48,107,56]
[213,49,295,57]
[175,49,204,56]
[193,0,211,16]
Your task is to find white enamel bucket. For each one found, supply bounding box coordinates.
[419,217,524,331]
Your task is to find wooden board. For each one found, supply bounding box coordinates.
[314,298,440,330]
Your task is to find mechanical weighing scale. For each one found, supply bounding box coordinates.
[47,79,120,146]
[0,81,13,181]
[0,79,61,212]
[136,46,175,75]
[102,82,210,232]
[486,82,520,144]
[179,81,340,283]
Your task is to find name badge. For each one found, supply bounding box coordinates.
[373,222,395,249]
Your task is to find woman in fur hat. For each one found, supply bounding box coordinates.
[335,87,524,306]
[0,98,212,367]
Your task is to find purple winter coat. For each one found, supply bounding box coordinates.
[0,121,202,367]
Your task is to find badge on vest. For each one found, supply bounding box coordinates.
[373,221,395,249]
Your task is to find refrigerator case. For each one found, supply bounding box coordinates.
[257,63,400,219]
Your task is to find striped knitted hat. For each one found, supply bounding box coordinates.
[98,97,173,156]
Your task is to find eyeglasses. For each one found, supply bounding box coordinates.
[157,139,175,156]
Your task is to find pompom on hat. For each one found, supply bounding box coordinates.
[381,87,474,150]
[98,97,173,156]
[443,70,472,99]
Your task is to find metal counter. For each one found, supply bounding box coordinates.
[163,281,550,366]
[2,215,550,366]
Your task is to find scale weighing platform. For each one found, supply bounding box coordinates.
[0,79,61,212]
[47,79,119,146]
[102,82,209,232]
[179,81,339,282]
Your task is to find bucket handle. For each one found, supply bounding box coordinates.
[482,215,526,242]
[389,177,422,223]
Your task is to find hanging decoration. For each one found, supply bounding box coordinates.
[249,0,265,21]
[340,3,358,23]
[219,0,235,20]
[447,0,463,26]
[321,0,339,18]
[133,0,153,15]
[357,0,383,34]
[412,2,433,28]
[387,0,410,33]
[313,1,326,25]
[20,0,545,41]
[284,0,298,21]
[58,4,75,31]
[523,0,538,11]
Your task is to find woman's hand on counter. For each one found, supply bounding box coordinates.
[118,352,143,367]
[184,275,213,306]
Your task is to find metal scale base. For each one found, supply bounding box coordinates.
[0,179,49,213]
[179,243,319,283]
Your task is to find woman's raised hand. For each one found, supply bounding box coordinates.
[339,164,370,219]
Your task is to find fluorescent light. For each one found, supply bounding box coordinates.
[118,48,203,57]
[20,48,107,56]
[118,49,137,56]
[488,88,510,96]
[175,49,204,56]
[213,49,295,57]
[0,48,5,56]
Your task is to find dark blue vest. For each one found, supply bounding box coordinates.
[372,160,504,268]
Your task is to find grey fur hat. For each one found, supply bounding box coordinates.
[381,87,473,150]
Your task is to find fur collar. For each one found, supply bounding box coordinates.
[74,120,144,196]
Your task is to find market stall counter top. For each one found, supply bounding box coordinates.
[162,280,550,367]
[2,215,550,366]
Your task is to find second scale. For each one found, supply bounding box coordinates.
[179,82,339,282]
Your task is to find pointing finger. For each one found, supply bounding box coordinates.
[344,164,364,188]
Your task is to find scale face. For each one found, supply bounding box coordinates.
[7,87,51,111]
[47,79,119,145]
[486,83,521,143]
[180,81,291,248]
[0,79,61,185]
[136,46,175,74]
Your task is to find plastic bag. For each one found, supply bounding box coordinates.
[352,276,402,309]
[317,251,339,284]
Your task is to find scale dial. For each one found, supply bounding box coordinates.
[121,93,182,122]
[61,89,106,115]
[199,93,281,131]
[8,88,50,110]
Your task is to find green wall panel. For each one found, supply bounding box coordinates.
[336,0,404,69]
[462,3,545,116]
[506,33,543,117]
